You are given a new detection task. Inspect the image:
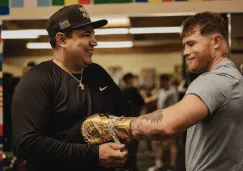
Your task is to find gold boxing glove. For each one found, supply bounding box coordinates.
[81,113,135,144]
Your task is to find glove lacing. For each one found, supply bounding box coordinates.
[107,116,124,144]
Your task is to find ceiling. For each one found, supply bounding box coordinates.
[2,13,243,57]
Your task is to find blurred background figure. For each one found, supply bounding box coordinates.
[122,73,145,113]
[22,61,37,74]
[148,74,178,171]
[122,73,145,171]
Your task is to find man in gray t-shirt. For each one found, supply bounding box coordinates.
[185,61,243,171]
[81,12,243,171]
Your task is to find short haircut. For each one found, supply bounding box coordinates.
[159,74,170,82]
[50,29,73,49]
[122,73,135,83]
[181,12,228,42]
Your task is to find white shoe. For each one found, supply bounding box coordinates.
[147,166,159,171]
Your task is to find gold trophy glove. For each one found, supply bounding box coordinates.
[81,113,134,144]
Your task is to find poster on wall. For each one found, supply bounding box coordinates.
[140,68,156,89]
[108,66,123,86]
[173,64,183,83]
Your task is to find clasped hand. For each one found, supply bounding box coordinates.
[99,143,128,168]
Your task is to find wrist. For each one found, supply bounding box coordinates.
[113,117,135,140]
[130,118,139,138]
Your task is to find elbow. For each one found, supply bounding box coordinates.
[14,136,34,159]
[163,120,187,138]
[16,140,29,159]
[164,127,180,138]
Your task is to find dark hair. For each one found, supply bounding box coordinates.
[50,29,73,49]
[181,12,228,42]
[172,79,179,86]
[27,61,37,67]
[159,74,170,82]
[122,73,135,83]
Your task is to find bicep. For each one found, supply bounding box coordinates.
[162,94,209,133]
[12,87,51,133]
[11,75,52,151]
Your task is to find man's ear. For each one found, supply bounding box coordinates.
[55,32,67,48]
[212,34,222,49]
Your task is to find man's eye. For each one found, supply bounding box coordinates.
[187,42,195,47]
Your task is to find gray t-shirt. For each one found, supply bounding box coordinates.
[185,60,243,171]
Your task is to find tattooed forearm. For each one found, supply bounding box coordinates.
[130,108,185,140]
[134,130,165,140]
[141,110,163,124]
[131,109,167,140]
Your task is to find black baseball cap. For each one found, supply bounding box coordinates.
[46,4,108,38]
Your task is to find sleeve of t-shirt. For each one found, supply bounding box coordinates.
[185,73,232,115]
[11,69,99,163]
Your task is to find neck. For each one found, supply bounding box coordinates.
[207,51,230,72]
[53,50,83,74]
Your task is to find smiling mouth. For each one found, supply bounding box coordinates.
[188,57,195,61]
[86,49,94,55]
[87,49,94,52]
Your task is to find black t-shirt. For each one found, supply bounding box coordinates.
[11,60,134,171]
[122,87,145,117]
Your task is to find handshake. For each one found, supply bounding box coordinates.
[81,113,135,144]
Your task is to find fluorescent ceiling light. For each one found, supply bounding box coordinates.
[95,28,129,35]
[26,41,133,49]
[2,30,40,39]
[3,26,181,39]
[92,16,130,27]
[26,43,51,49]
[2,29,48,39]
[2,28,128,38]
[130,27,181,34]
[97,41,133,48]
[95,27,180,35]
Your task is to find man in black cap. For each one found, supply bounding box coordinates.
[11,4,134,171]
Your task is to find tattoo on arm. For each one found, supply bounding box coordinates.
[141,110,163,124]
[131,110,166,140]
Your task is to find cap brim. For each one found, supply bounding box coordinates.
[72,19,108,29]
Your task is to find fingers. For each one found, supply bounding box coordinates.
[111,149,128,160]
[109,143,125,150]
[99,143,128,169]
[109,143,128,160]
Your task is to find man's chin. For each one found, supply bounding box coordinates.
[83,60,93,67]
